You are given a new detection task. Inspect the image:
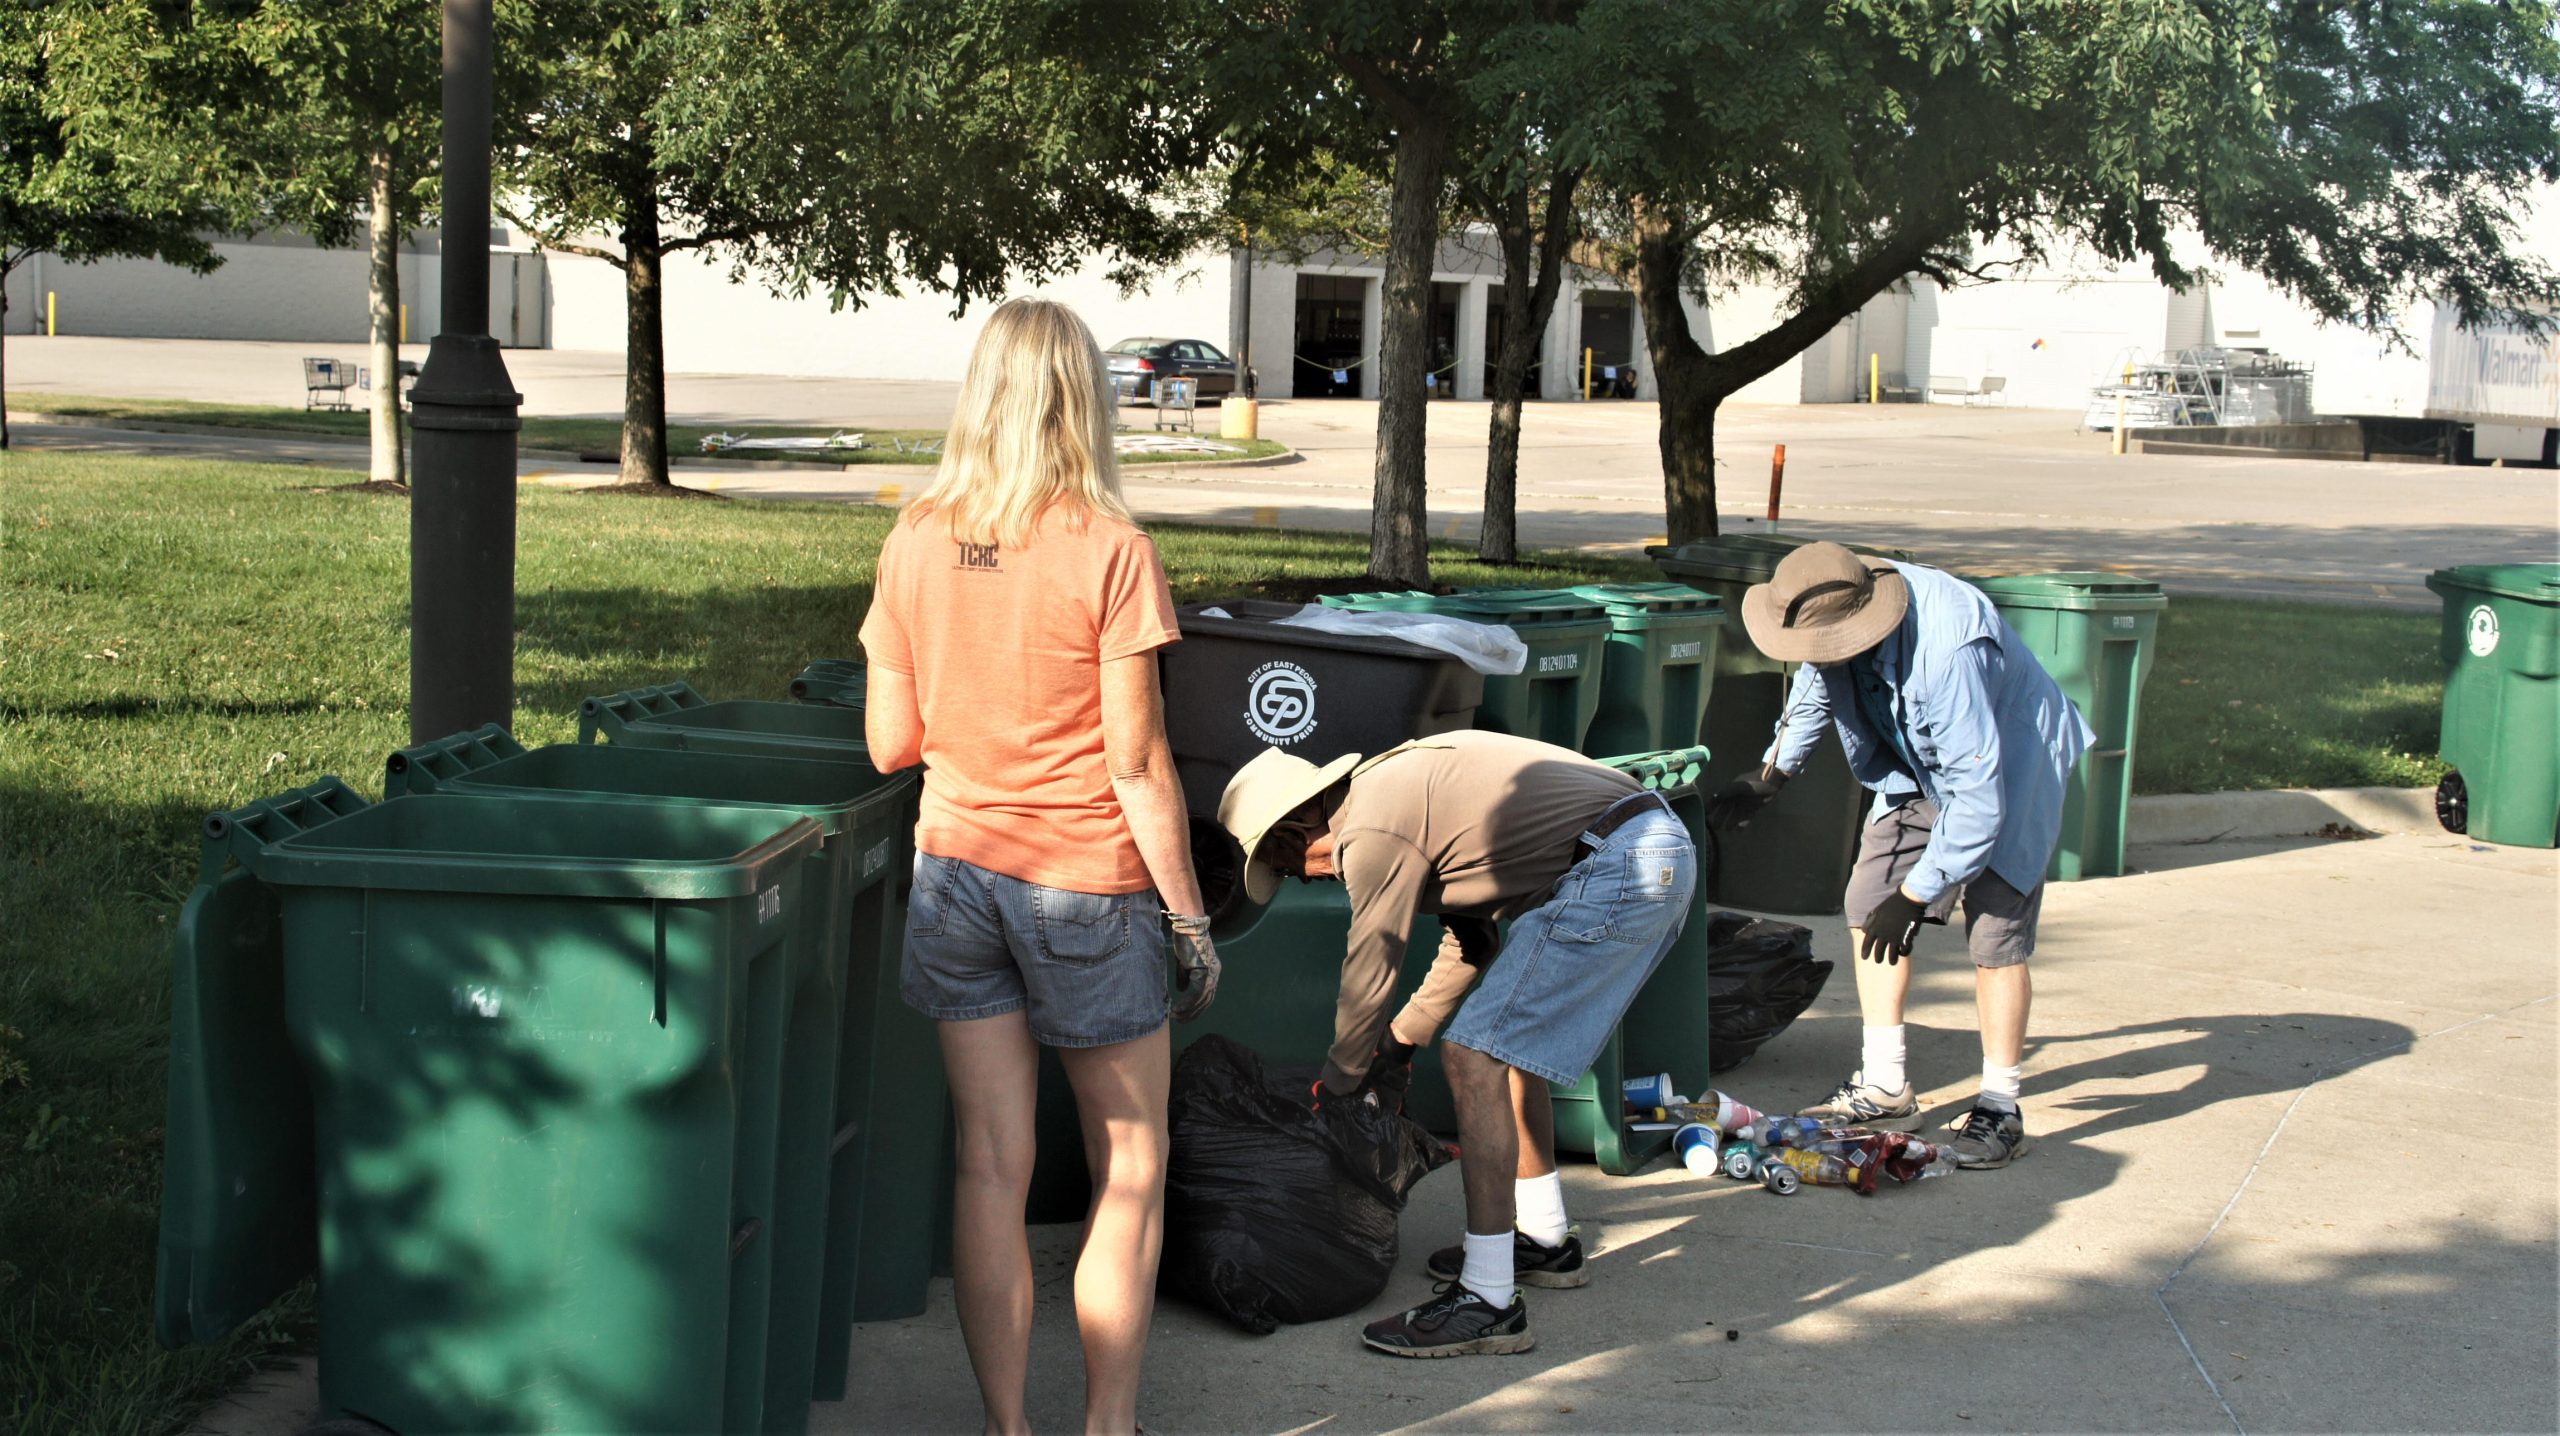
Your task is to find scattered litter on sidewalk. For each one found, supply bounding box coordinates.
[698,430,870,454]
[1624,1082,1958,1195]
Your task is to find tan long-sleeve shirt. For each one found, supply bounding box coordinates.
[1322,732,1641,1091]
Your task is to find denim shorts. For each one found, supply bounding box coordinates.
[1441,804,1697,1088]
[1842,796,2044,968]
[900,852,1169,1048]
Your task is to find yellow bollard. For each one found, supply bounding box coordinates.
[1869,352,1879,404]
[46,291,56,336]
[400,304,408,344]
[876,482,904,506]
[1220,397,1259,441]
[2113,394,2127,456]
[1582,347,1593,401]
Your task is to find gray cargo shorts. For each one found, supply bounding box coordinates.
[1841,796,2043,969]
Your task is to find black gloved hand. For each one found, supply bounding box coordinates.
[1167,915,1220,1021]
[1858,888,1928,965]
[1704,764,1790,829]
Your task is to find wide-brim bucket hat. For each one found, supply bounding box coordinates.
[1740,541,1910,664]
[1217,746,1365,905]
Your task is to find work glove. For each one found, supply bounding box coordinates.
[1312,1036,1417,1113]
[1704,764,1790,829]
[1167,914,1221,1022]
[1858,888,1928,965]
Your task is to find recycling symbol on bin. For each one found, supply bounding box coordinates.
[2467,604,2500,658]
[1245,660,1319,745]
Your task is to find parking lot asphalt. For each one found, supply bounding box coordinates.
[185,831,2560,1435]
[13,336,2557,606]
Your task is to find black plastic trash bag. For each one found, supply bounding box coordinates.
[1706,911,1833,1072]
[1161,1035,1453,1335]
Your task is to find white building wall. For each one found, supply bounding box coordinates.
[547,246,1236,382]
[1,235,442,344]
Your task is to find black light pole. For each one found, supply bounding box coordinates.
[408,0,522,743]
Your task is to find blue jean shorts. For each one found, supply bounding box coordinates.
[900,852,1169,1048]
[1441,804,1698,1088]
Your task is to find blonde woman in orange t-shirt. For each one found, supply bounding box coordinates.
[859,298,1217,1436]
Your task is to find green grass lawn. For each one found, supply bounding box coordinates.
[0,452,2446,1434]
[5,391,1291,466]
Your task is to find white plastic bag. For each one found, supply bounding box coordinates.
[1271,604,1526,675]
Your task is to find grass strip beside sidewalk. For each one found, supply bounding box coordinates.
[0,453,2445,1435]
[6,392,1290,465]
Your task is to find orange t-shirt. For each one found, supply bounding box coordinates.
[858,505,1180,893]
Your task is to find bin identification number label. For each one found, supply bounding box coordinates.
[757,886,783,923]
[1537,653,1580,673]
[2467,604,2500,657]
[1669,642,1702,660]
[861,840,892,878]
[2111,615,2137,631]
[1245,660,1319,745]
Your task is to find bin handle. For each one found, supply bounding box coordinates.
[577,682,707,743]
[198,775,369,880]
[384,724,527,794]
[1598,744,1710,796]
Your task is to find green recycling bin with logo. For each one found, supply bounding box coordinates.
[1652,534,1908,913]
[2425,563,2560,848]
[382,724,919,1415]
[581,681,944,1395]
[1323,588,1610,749]
[1568,583,1728,757]
[157,777,829,1435]
[1971,573,2168,880]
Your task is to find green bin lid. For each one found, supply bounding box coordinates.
[1566,582,1728,621]
[1441,587,1611,631]
[1649,532,1915,584]
[245,792,824,900]
[2425,562,2560,604]
[1971,571,2168,611]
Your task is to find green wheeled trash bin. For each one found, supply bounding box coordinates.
[1323,588,1611,749]
[2425,563,2560,848]
[1568,583,1728,758]
[581,682,945,1395]
[1652,534,1908,914]
[383,725,919,1420]
[1971,573,2167,879]
[157,777,830,1435]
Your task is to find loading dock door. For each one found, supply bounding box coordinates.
[1580,292,1636,394]
[1483,295,1545,399]
[1294,276,1367,397]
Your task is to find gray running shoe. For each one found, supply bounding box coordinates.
[1361,1282,1535,1358]
[1797,1071,1919,1127]
[1425,1229,1588,1289]
[1947,1103,2030,1168]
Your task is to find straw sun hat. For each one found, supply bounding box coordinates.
[1739,541,1909,664]
[1216,746,1364,904]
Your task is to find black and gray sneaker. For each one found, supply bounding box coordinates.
[1798,1071,1919,1127]
[1947,1102,2029,1168]
[1361,1281,1535,1358]
[1424,1229,1588,1289]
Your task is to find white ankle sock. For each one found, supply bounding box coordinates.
[1461,1231,1516,1309]
[1514,1172,1568,1247]
[1980,1061,2023,1111]
[1862,1025,1908,1092]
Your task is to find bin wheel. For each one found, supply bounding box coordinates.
[1761,1163,1802,1196]
[2435,771,2468,835]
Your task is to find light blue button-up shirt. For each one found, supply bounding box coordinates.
[1762,561,2095,901]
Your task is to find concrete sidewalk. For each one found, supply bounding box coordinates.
[189,831,2559,1435]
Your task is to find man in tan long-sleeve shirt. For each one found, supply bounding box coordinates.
[1219,731,1698,1359]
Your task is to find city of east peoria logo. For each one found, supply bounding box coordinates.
[955,542,1000,571]
[1244,660,1317,744]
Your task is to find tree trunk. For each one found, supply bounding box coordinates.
[620,193,671,488]
[366,148,405,486]
[1,280,11,451]
[1479,215,1531,564]
[1631,197,1722,544]
[1369,115,1449,587]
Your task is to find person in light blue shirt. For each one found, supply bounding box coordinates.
[1706,542,2093,1168]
